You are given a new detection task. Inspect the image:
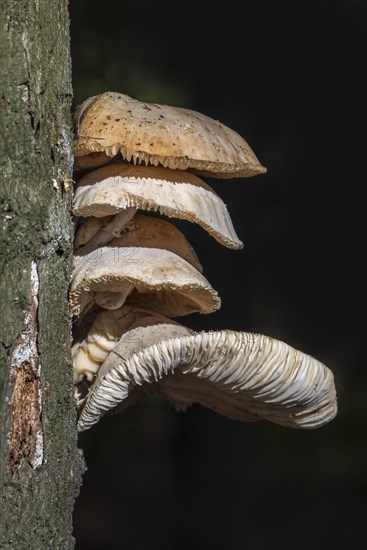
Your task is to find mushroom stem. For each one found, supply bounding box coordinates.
[102,208,136,238]
[94,288,134,310]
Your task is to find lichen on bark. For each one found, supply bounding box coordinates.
[0,1,83,548]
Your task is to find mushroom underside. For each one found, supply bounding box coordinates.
[70,246,220,317]
[72,306,187,383]
[77,328,337,432]
[74,165,243,249]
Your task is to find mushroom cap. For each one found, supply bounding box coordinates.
[69,246,220,317]
[73,92,266,178]
[77,321,337,432]
[74,216,106,249]
[74,151,112,172]
[74,163,243,249]
[75,214,203,272]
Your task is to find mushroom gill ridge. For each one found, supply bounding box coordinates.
[76,324,337,432]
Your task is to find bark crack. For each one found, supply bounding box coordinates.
[21,25,41,143]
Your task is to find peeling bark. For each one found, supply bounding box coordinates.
[8,261,43,474]
[0,2,83,548]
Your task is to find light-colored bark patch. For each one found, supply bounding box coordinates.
[8,261,43,474]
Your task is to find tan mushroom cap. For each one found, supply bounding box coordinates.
[76,317,337,432]
[74,217,105,249]
[73,92,266,178]
[70,246,220,317]
[75,214,203,272]
[74,151,112,172]
[74,163,243,249]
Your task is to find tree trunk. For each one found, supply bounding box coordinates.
[0,2,83,548]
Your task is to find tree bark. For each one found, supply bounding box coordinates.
[0,2,83,548]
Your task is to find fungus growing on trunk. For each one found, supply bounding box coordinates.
[70,247,220,317]
[75,214,203,272]
[76,308,337,432]
[71,91,337,435]
[74,164,243,249]
[73,92,267,177]
[72,305,190,385]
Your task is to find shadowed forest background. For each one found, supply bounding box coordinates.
[70,1,366,549]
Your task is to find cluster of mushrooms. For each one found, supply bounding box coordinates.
[71,92,337,433]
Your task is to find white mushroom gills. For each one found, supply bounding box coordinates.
[76,321,337,432]
[74,163,243,250]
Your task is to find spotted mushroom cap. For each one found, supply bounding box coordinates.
[75,214,203,272]
[76,314,337,432]
[74,163,243,249]
[73,92,266,178]
[69,246,220,317]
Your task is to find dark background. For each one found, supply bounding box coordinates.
[70,1,366,549]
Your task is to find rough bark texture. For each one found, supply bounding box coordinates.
[0,2,83,548]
